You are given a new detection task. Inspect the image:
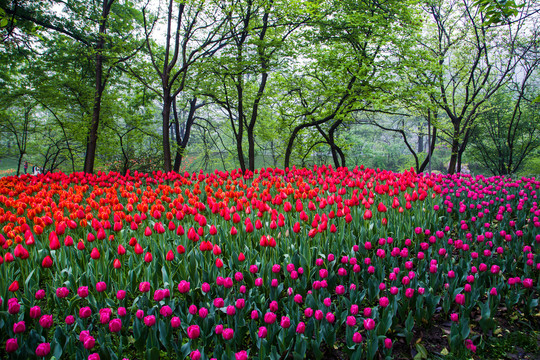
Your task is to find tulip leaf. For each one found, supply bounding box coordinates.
[158,319,169,348]
[459,317,470,339]
[25,269,36,289]
[180,342,191,358]
[294,338,307,359]
[146,347,160,360]
[367,336,378,360]
[351,347,363,360]
[52,326,66,359]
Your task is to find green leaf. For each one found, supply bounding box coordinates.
[415,343,428,359]
[146,347,160,360]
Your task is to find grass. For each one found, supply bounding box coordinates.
[0,157,19,177]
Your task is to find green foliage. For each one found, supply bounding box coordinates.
[467,89,540,176]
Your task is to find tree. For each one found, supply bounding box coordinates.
[0,95,35,175]
[418,0,539,174]
[3,0,145,173]
[128,0,231,172]
[468,57,540,175]
[198,0,307,172]
[279,0,421,169]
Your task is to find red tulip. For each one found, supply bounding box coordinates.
[97,227,106,240]
[64,236,74,247]
[90,247,100,260]
[363,209,372,220]
[113,259,121,269]
[14,244,29,259]
[49,236,61,250]
[144,227,152,236]
[166,250,174,261]
[113,221,123,231]
[187,227,199,241]
[216,258,223,268]
[134,243,143,254]
[9,280,19,292]
[177,245,185,254]
[176,225,185,236]
[117,244,126,255]
[144,252,153,262]
[42,256,53,268]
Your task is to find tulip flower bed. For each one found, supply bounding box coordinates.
[0,166,539,360]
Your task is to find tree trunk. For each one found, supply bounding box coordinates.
[419,126,437,173]
[173,97,198,172]
[84,89,102,173]
[16,154,23,176]
[83,0,113,174]
[162,93,173,172]
[247,130,255,171]
[447,124,460,174]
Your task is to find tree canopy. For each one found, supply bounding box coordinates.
[1,0,538,176]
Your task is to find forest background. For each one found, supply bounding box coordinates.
[0,0,539,177]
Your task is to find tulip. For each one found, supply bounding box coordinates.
[80,307,92,318]
[178,280,190,293]
[13,321,26,334]
[364,318,375,330]
[39,315,53,328]
[353,332,363,343]
[8,280,19,292]
[30,305,42,318]
[139,282,150,293]
[264,312,277,324]
[88,353,101,360]
[258,326,268,338]
[56,287,69,298]
[84,336,95,349]
[35,343,51,357]
[222,328,234,340]
[144,315,156,327]
[96,281,107,292]
[187,325,200,339]
[190,350,201,360]
[6,338,18,353]
[171,317,181,328]
[90,247,100,259]
[235,351,248,360]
